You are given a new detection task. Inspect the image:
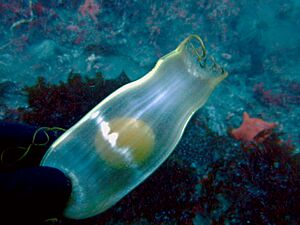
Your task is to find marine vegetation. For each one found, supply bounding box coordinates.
[10,72,130,128]
[88,158,198,225]
[196,128,300,225]
[253,82,300,108]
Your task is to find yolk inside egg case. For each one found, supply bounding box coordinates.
[95,117,155,168]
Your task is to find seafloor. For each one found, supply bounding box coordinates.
[0,0,300,224]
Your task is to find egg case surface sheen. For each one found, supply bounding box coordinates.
[40,35,228,219]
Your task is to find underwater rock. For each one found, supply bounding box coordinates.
[0,80,15,96]
[30,40,61,61]
[98,55,147,80]
[0,80,27,113]
[84,43,115,56]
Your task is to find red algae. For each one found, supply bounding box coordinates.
[20,72,130,128]
[197,131,300,225]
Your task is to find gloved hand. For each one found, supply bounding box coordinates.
[0,121,72,224]
[0,166,72,224]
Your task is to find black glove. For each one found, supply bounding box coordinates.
[0,166,72,224]
[0,122,72,224]
[0,121,64,170]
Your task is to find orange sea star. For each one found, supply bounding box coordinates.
[231,112,277,142]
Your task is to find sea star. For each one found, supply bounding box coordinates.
[79,0,100,22]
[231,112,277,142]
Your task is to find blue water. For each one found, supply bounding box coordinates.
[0,0,300,224]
